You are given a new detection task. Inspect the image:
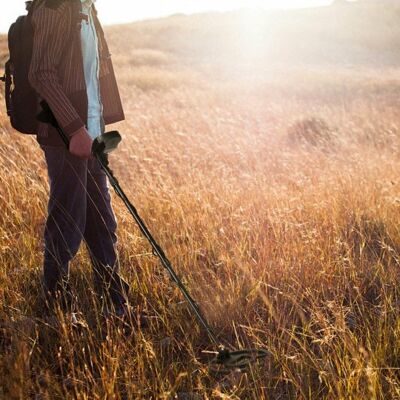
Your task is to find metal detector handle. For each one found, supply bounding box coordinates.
[37,100,70,148]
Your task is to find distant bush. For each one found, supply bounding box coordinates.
[287,117,337,148]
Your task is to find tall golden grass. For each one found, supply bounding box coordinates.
[1,5,400,399]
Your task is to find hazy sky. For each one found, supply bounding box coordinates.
[0,0,333,33]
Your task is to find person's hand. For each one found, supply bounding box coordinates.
[69,127,93,159]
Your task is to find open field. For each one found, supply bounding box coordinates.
[1,2,400,399]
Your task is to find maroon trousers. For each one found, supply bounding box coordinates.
[41,145,129,310]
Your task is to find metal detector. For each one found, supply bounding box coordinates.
[37,102,269,370]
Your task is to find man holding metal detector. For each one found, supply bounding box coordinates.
[3,0,268,367]
[28,0,129,324]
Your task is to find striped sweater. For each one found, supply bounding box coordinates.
[28,0,124,146]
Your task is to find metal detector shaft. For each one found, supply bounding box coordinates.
[96,155,220,347]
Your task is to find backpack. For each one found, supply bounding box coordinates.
[1,0,81,135]
[1,2,38,134]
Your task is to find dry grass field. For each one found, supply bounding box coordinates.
[1,2,400,399]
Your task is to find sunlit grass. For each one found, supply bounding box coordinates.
[1,6,400,398]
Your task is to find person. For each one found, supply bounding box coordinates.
[28,0,129,323]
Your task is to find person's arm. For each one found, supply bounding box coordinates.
[29,2,92,157]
